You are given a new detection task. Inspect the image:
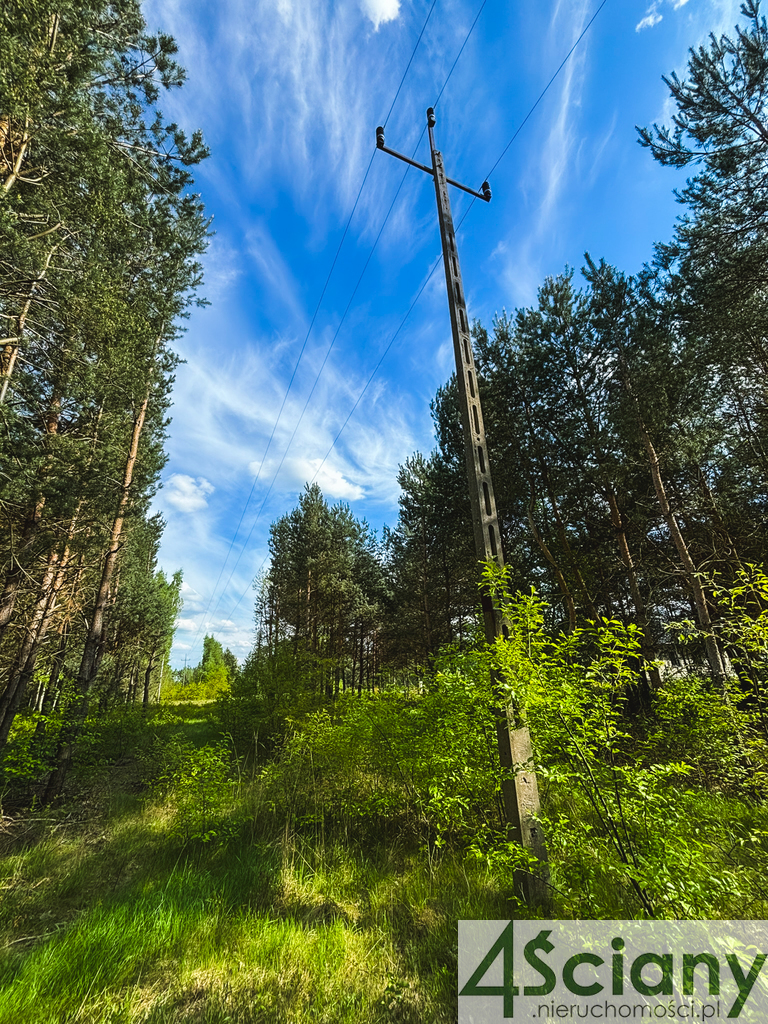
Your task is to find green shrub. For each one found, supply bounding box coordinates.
[483,563,768,918]
[148,737,240,843]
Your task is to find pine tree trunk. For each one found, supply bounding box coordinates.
[142,653,154,716]
[127,662,138,704]
[1,17,59,194]
[0,244,59,403]
[420,518,432,660]
[605,488,662,689]
[43,626,68,713]
[621,372,727,683]
[0,545,65,749]
[28,624,69,759]
[567,353,659,679]
[0,366,72,640]
[527,492,578,631]
[44,377,152,802]
[1,113,31,195]
[0,492,81,750]
[521,391,597,622]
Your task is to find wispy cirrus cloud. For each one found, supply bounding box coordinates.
[143,0,468,250]
[145,0,391,219]
[636,0,695,31]
[146,0,749,672]
[493,0,592,307]
[249,454,365,502]
[538,0,590,228]
[637,2,663,31]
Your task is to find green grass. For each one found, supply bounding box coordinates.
[158,701,225,750]
[0,704,512,1024]
[3,691,768,1022]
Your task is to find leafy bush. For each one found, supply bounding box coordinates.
[212,563,768,919]
[148,737,240,843]
[258,661,504,857]
[161,669,229,703]
[649,673,752,791]
[2,700,164,796]
[483,562,768,918]
[215,642,328,756]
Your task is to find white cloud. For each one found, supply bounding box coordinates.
[138,0,502,668]
[245,222,307,327]
[360,0,401,30]
[175,617,200,630]
[308,459,366,501]
[671,0,691,8]
[637,3,663,30]
[201,236,242,301]
[141,0,444,243]
[179,580,204,612]
[248,454,364,502]
[164,474,215,512]
[520,2,590,252]
[488,0,595,309]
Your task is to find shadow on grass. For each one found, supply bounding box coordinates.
[0,782,513,1024]
[0,698,518,1022]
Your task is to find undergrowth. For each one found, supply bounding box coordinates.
[1,572,768,1021]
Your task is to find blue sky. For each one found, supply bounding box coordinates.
[142,0,742,668]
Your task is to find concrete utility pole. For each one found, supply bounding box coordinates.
[377,108,548,906]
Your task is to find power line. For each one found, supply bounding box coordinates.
[433,0,487,109]
[383,0,439,126]
[308,255,443,491]
[208,129,427,628]
[186,0,441,652]
[423,0,612,260]
[225,247,447,621]
[218,0,492,626]
[292,1,612,532]
[187,150,378,654]
[486,0,609,181]
[190,0,611,652]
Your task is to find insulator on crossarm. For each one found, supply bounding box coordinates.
[481,180,492,202]
[376,126,385,149]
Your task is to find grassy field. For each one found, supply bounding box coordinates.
[0,702,513,1024]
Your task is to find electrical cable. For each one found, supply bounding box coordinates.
[277,0,611,540]
[187,149,378,651]
[383,0,439,126]
[303,186,485,499]
[223,0,611,631]
[211,128,428,626]
[438,0,610,261]
[218,0,492,625]
[185,0,440,652]
[226,248,447,621]
[487,0,609,182]
[433,0,487,109]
